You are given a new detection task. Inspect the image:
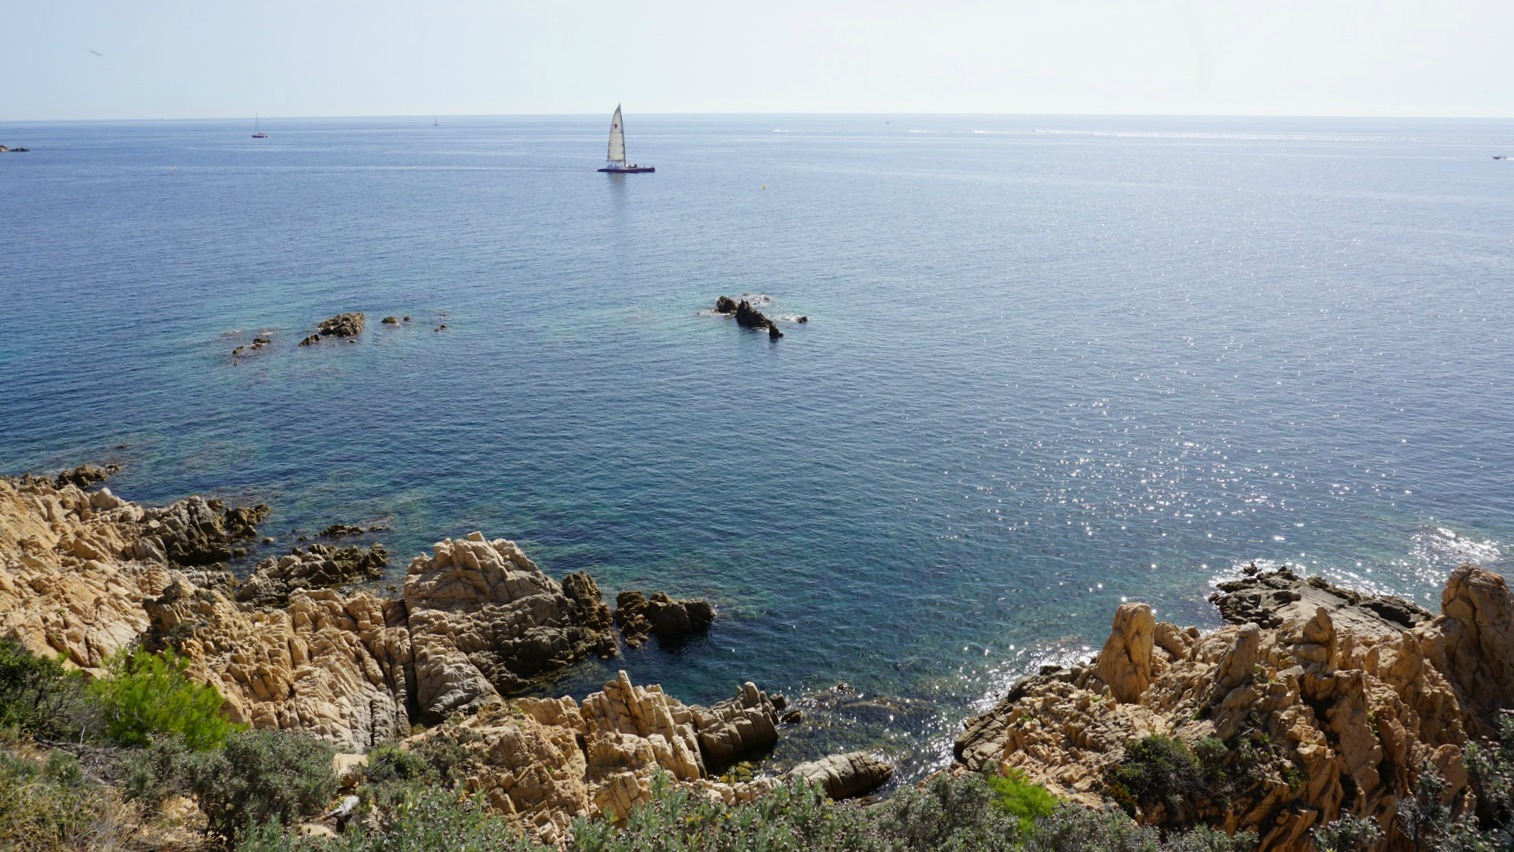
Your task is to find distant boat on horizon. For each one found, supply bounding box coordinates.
[597,105,654,174]
[433,116,439,127]
[252,114,268,139]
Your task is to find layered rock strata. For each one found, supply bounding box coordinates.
[956,564,1514,850]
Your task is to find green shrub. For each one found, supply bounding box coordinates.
[188,729,337,843]
[121,734,195,808]
[988,767,1059,833]
[88,646,241,750]
[872,768,1024,850]
[571,771,871,852]
[1108,736,1212,823]
[0,639,96,741]
[1311,812,1383,851]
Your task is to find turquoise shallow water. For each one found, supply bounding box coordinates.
[3,114,1513,776]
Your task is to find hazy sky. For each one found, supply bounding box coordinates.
[6,0,1513,120]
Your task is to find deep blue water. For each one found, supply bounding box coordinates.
[3,114,1513,775]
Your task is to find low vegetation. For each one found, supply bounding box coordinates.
[11,635,1514,850]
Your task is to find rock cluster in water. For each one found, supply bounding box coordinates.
[714,295,784,339]
[955,562,1514,849]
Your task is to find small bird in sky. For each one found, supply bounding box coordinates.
[89,49,104,57]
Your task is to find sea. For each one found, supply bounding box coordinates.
[3,114,1512,780]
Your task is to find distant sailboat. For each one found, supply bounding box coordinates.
[252,114,268,139]
[597,105,654,173]
[433,117,439,127]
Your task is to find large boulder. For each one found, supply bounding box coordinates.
[131,496,268,567]
[789,752,894,800]
[403,533,617,722]
[614,590,715,647]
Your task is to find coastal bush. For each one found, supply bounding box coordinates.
[987,767,1059,833]
[0,639,96,741]
[120,734,195,808]
[571,771,871,851]
[88,646,241,750]
[1021,804,1256,851]
[236,787,542,852]
[1310,813,1383,851]
[1108,736,1214,822]
[871,767,1025,849]
[188,729,337,843]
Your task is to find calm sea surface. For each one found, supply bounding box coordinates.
[3,114,1512,777]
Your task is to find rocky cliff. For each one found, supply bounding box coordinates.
[956,563,1514,849]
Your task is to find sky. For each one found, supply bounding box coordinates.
[4,0,1513,120]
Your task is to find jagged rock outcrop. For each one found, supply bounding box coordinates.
[1094,602,1156,703]
[0,475,619,751]
[956,564,1510,850]
[614,590,715,647]
[234,543,389,607]
[420,671,787,844]
[404,533,618,723]
[790,751,894,800]
[145,578,415,750]
[714,295,784,339]
[130,496,269,567]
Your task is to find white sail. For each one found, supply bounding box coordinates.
[607,105,626,165]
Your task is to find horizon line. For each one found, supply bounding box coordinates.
[8,110,1514,124]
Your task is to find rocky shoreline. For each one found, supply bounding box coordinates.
[0,469,894,845]
[954,562,1514,849]
[6,465,1514,848]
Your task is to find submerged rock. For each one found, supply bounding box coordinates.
[381,316,400,325]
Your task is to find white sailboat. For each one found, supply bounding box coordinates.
[252,114,268,139]
[597,104,654,173]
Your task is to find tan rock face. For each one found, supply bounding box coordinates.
[404,533,617,722]
[403,672,785,844]
[956,565,1509,850]
[1095,603,1156,703]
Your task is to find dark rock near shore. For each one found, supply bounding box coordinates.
[129,496,270,567]
[715,296,738,314]
[614,590,716,647]
[381,316,400,325]
[298,334,321,347]
[54,463,120,490]
[235,542,390,606]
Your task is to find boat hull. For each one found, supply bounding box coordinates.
[598,166,655,173]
